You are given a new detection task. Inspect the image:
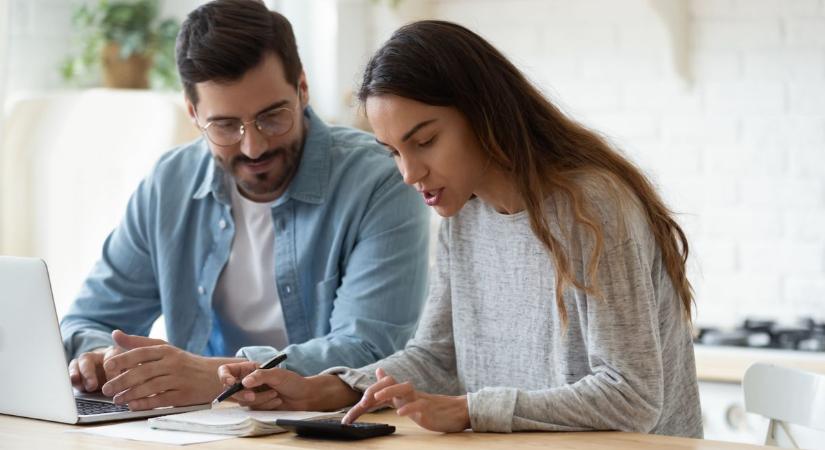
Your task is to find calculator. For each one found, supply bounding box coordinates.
[275,418,396,440]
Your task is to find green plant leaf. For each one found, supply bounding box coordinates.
[61,0,179,89]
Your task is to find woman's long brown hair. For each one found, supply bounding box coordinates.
[358,20,694,323]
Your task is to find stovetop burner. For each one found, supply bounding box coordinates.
[695,318,825,352]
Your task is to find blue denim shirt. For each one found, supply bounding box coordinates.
[60,108,430,375]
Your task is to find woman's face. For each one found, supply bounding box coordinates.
[365,94,490,217]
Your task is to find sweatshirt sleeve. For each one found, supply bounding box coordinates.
[469,238,666,433]
[323,219,461,396]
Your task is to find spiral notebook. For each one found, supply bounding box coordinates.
[148,406,340,437]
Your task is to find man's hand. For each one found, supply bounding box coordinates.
[68,345,125,393]
[217,362,360,411]
[100,330,240,411]
[342,368,470,433]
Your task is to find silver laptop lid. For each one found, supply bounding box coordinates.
[0,256,79,424]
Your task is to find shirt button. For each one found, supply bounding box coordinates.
[218,219,227,229]
[198,286,205,295]
[285,285,292,294]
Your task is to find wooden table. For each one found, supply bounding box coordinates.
[0,410,776,450]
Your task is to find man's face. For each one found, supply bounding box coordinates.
[187,52,309,202]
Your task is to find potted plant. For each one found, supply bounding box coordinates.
[60,0,180,90]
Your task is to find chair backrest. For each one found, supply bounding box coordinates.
[743,362,825,448]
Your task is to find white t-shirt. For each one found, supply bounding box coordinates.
[213,183,289,354]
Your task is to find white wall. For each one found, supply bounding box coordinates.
[5,0,74,96]
[0,0,8,99]
[5,0,202,97]
[0,0,9,141]
[4,0,824,327]
[421,0,825,326]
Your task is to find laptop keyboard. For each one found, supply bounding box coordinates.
[76,398,130,415]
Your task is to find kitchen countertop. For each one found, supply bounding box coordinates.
[695,344,825,383]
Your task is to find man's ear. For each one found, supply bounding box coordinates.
[184,96,199,127]
[298,71,309,107]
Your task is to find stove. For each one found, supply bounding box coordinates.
[696,318,825,352]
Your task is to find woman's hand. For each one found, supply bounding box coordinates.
[342,368,470,433]
[217,361,284,409]
[217,362,360,411]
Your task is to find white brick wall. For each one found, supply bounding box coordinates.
[5,0,825,327]
[432,0,825,326]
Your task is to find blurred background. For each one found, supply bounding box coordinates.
[0,0,824,444]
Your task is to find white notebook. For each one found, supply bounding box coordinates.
[148,406,339,437]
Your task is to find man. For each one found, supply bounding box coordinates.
[60,0,429,411]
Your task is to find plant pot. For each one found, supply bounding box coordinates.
[101,42,153,89]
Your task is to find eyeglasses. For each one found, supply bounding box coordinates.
[196,106,295,147]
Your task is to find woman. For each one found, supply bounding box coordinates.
[217,20,702,438]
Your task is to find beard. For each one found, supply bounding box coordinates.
[223,135,304,200]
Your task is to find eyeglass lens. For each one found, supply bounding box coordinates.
[205,108,293,146]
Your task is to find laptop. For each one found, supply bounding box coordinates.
[0,256,209,424]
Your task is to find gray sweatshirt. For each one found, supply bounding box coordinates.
[324,178,703,438]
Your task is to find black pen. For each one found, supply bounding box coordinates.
[212,353,287,406]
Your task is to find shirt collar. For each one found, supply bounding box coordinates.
[192,106,331,205]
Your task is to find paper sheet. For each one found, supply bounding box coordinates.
[67,420,235,445]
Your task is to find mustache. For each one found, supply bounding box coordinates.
[231,148,283,168]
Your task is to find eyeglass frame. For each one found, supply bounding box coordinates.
[193,94,301,147]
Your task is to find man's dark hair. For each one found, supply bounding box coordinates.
[176,0,303,104]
